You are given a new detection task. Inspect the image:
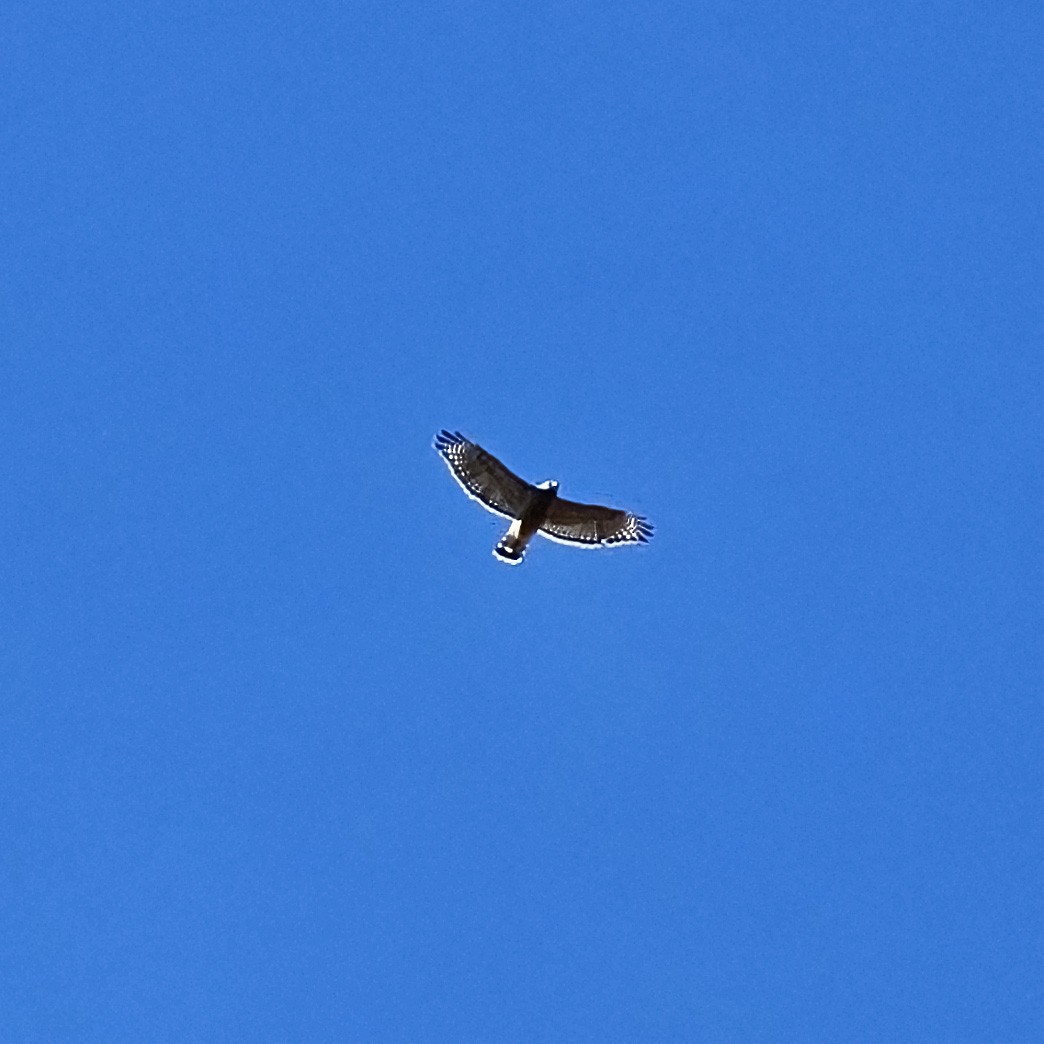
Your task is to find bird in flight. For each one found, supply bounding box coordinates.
[433,430,653,565]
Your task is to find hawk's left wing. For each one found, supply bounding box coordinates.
[433,430,534,520]
[539,497,653,547]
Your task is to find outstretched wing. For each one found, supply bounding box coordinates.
[539,497,653,547]
[433,430,535,520]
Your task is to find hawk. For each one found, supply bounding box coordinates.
[434,430,653,565]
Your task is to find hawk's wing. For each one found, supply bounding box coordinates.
[539,496,653,547]
[433,430,535,520]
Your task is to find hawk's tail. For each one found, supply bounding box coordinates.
[493,536,525,565]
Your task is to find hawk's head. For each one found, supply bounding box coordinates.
[537,480,559,491]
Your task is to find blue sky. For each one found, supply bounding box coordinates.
[3,2,1042,1040]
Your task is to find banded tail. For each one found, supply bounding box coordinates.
[494,519,526,565]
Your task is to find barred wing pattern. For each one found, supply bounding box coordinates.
[539,497,653,547]
[433,430,534,520]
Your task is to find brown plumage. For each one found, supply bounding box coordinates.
[433,430,652,565]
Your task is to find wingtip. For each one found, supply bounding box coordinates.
[632,514,654,543]
[433,428,466,449]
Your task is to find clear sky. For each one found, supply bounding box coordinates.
[3,2,1042,1040]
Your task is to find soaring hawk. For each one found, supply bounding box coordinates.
[434,430,653,565]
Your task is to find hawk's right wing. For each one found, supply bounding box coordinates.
[433,430,535,520]
[539,496,653,547]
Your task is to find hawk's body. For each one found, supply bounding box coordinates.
[493,479,560,564]
[433,430,652,565]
